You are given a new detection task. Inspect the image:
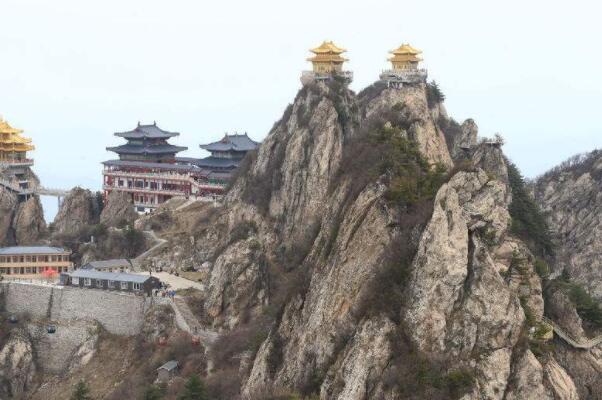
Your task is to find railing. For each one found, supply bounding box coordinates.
[0,178,68,198]
[381,68,427,75]
[37,187,69,197]
[104,170,200,181]
[542,316,602,349]
[0,159,34,167]
[0,178,34,195]
[104,185,189,197]
[301,70,354,81]
[380,69,428,82]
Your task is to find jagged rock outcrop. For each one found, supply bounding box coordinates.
[503,350,551,400]
[0,188,46,246]
[0,186,18,245]
[228,80,357,240]
[534,150,602,398]
[534,150,602,299]
[406,170,521,359]
[52,187,100,236]
[359,83,453,167]
[205,238,268,328]
[12,196,46,244]
[449,119,478,160]
[100,190,137,227]
[472,142,509,185]
[141,79,593,399]
[545,286,585,339]
[0,332,36,398]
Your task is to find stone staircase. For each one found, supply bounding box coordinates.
[171,297,218,346]
[542,317,602,349]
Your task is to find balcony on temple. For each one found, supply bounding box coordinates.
[379,43,428,88]
[301,41,353,85]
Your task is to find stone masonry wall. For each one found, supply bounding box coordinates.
[0,282,154,336]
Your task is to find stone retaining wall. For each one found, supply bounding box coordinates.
[0,282,154,335]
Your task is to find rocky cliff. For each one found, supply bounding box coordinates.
[0,167,46,246]
[535,151,602,298]
[137,79,597,399]
[99,190,137,228]
[52,187,101,237]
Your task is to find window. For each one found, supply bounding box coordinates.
[120,281,128,290]
[84,278,91,286]
[72,277,79,285]
[108,280,115,288]
[133,282,141,291]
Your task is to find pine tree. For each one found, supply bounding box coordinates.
[177,375,208,400]
[71,380,92,400]
[143,384,166,400]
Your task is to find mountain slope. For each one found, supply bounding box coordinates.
[140,79,587,399]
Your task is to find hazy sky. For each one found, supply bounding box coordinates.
[2,0,601,217]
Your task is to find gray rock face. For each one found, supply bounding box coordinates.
[535,152,602,299]
[360,84,453,168]
[144,81,588,398]
[472,142,510,186]
[0,186,18,245]
[205,238,268,329]
[449,118,478,160]
[0,332,36,398]
[405,170,525,392]
[545,286,585,339]
[100,190,137,227]
[0,186,46,246]
[52,187,100,236]
[229,82,356,240]
[13,196,46,244]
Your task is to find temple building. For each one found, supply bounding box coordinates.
[380,43,428,88]
[195,133,259,178]
[103,123,258,213]
[0,246,73,276]
[301,41,353,85]
[0,116,36,196]
[0,116,34,167]
[106,122,187,164]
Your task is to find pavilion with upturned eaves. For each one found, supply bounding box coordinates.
[301,41,353,85]
[102,122,249,213]
[380,43,428,88]
[0,116,34,167]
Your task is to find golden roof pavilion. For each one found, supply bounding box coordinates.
[307,41,349,74]
[0,116,35,163]
[388,43,423,70]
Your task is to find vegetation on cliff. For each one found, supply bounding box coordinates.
[506,161,554,257]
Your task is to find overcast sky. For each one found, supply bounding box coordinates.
[2,0,601,217]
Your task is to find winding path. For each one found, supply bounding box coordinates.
[542,317,602,349]
[131,230,168,267]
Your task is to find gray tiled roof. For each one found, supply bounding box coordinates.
[67,269,154,283]
[0,246,70,255]
[200,133,259,152]
[106,144,188,155]
[81,259,131,270]
[157,360,179,371]
[115,124,179,139]
[194,156,241,169]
